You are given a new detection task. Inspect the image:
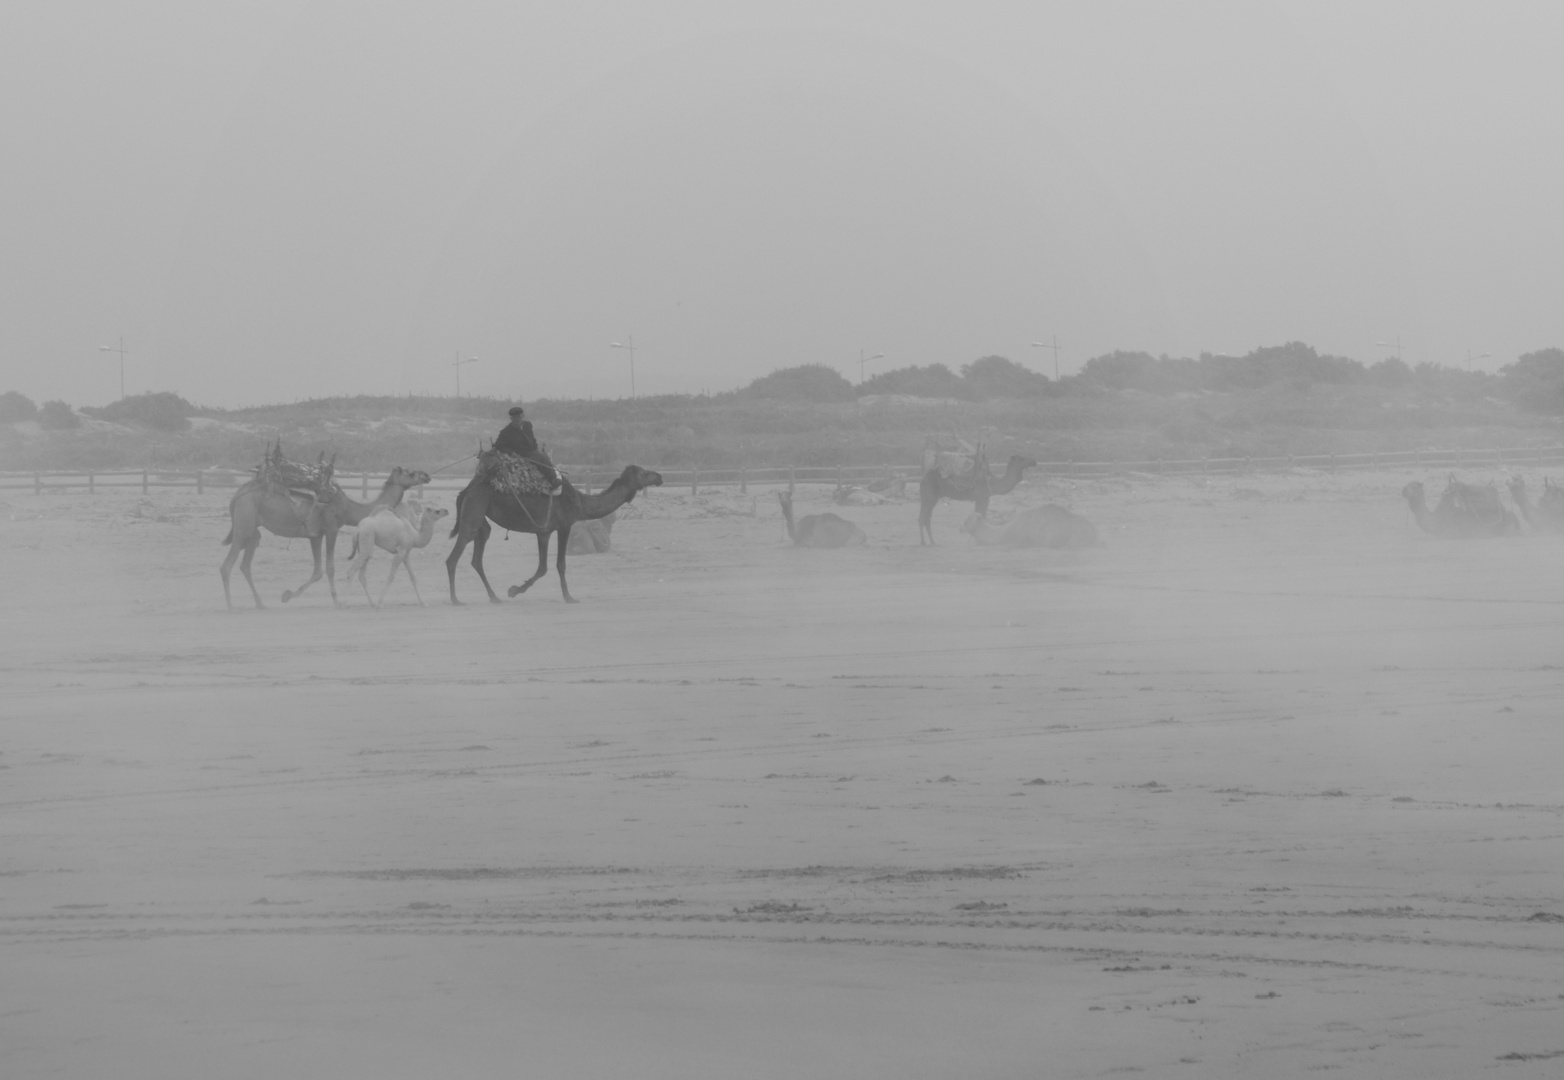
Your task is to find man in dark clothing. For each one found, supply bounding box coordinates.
[495,406,563,495]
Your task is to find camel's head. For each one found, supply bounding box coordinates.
[1508,474,1526,498]
[390,466,432,489]
[1009,455,1039,472]
[611,465,663,498]
[1401,480,1426,507]
[776,490,792,512]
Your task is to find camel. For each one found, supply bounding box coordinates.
[342,505,450,608]
[1401,478,1519,538]
[961,505,1100,549]
[918,452,1037,545]
[778,491,866,547]
[445,463,663,604]
[219,465,431,609]
[1507,475,1564,533]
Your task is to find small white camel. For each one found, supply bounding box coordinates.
[343,504,449,607]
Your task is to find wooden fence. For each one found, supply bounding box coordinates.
[7,445,1564,496]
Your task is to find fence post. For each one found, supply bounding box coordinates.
[836,464,845,491]
[1414,449,1421,469]
[691,467,699,496]
[361,471,369,498]
[34,472,41,496]
[142,468,149,494]
[196,470,204,494]
[1328,454,1336,474]
[739,466,747,494]
[788,466,796,496]
[88,472,94,494]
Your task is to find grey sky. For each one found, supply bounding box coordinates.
[2,1,1560,407]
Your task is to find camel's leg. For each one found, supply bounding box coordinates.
[376,550,406,608]
[556,524,576,603]
[280,536,325,604]
[445,528,471,604]
[355,549,376,606]
[507,532,551,598]
[219,538,244,609]
[237,534,265,609]
[324,530,342,606]
[402,555,425,606]
[468,521,504,603]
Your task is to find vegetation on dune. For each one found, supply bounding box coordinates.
[4,342,1564,473]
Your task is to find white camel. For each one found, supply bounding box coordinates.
[343,504,449,607]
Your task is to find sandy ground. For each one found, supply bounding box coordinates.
[4,471,1564,1078]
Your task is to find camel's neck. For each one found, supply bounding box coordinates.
[779,501,798,542]
[990,465,1026,495]
[413,516,438,548]
[337,482,408,525]
[1406,495,1438,534]
[576,482,638,521]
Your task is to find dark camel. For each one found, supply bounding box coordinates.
[1507,475,1564,533]
[918,453,1037,545]
[777,491,866,547]
[219,465,431,608]
[445,464,663,604]
[1401,478,1518,538]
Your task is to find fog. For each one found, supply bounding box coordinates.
[3,1,1562,407]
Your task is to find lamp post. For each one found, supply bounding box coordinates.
[98,336,130,400]
[1375,337,1403,363]
[451,353,478,397]
[1465,350,1490,372]
[610,337,636,398]
[1031,337,1062,380]
[857,349,885,384]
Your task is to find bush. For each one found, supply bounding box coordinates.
[38,400,81,429]
[858,363,969,399]
[742,364,855,402]
[959,355,1053,399]
[0,391,37,422]
[83,391,196,431]
[1499,347,1564,412]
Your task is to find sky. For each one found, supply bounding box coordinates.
[2,1,1562,408]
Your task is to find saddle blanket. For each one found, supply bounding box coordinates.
[478,449,566,499]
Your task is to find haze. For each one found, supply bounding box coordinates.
[3,0,1561,408]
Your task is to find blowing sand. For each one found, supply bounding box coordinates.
[3,472,1563,1078]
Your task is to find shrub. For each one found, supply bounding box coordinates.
[858,363,969,399]
[1499,347,1564,412]
[0,391,38,422]
[959,355,1053,399]
[38,400,81,429]
[742,364,855,402]
[83,391,196,431]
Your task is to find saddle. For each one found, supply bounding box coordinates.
[253,442,338,535]
[478,449,567,499]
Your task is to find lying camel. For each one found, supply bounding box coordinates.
[778,491,866,547]
[961,506,1100,549]
[343,504,449,607]
[1401,478,1519,538]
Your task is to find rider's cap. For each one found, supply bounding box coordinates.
[508,406,524,418]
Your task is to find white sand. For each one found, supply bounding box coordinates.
[3,473,1563,1078]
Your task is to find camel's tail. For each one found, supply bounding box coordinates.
[450,486,467,538]
[220,528,232,545]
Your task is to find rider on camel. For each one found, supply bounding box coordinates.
[495,405,563,496]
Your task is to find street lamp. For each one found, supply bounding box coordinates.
[1465,350,1490,372]
[451,353,478,397]
[857,349,885,384]
[1375,337,1403,362]
[610,337,636,398]
[98,336,130,400]
[1031,337,1062,380]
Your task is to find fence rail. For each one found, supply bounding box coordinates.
[7,445,1564,495]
